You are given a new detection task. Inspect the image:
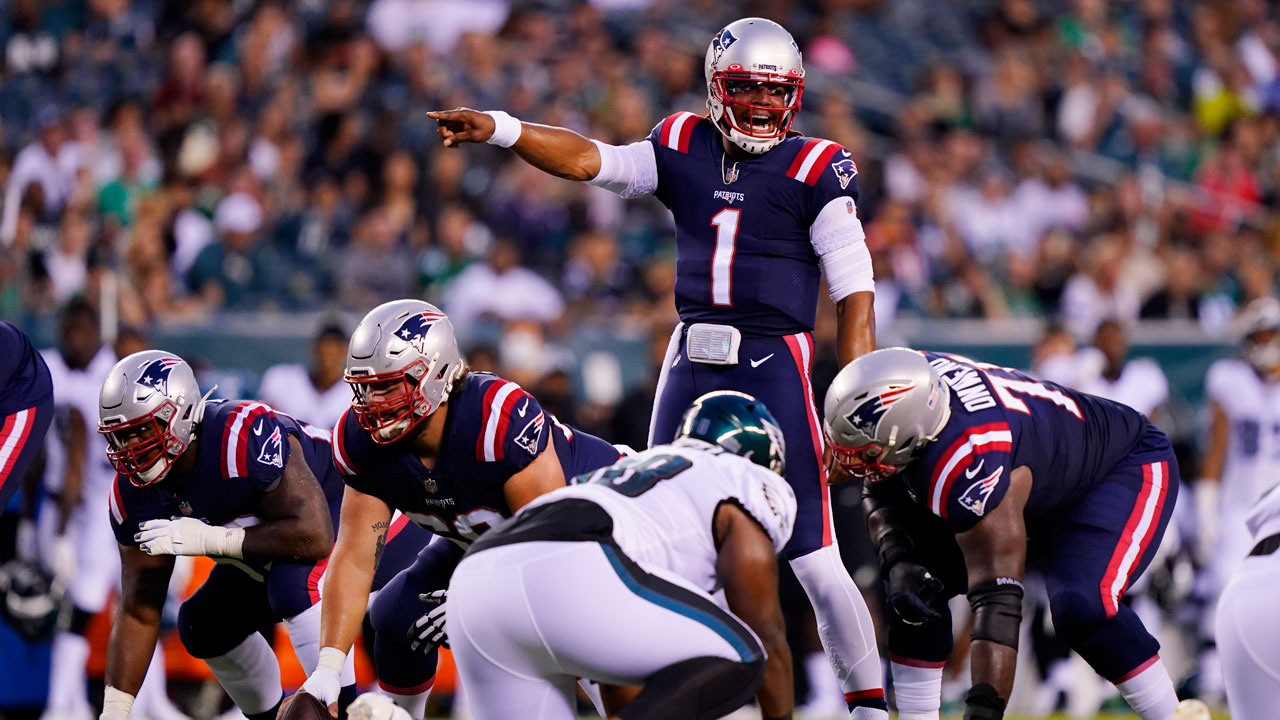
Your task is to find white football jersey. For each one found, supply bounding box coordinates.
[1206,358,1280,512]
[256,363,351,429]
[522,438,797,594]
[41,345,117,497]
[1075,351,1169,417]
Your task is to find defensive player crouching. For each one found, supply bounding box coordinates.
[299,300,622,719]
[97,351,427,720]
[446,391,795,720]
[823,348,1182,720]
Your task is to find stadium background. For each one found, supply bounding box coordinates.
[0,0,1273,717]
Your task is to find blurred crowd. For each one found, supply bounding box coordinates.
[1,0,1278,354]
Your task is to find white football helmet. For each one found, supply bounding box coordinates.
[1239,296,1280,374]
[99,350,211,486]
[823,348,952,481]
[705,17,805,155]
[345,299,464,444]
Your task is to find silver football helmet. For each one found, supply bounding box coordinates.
[705,17,805,155]
[822,348,952,481]
[345,299,464,444]
[99,350,210,486]
[1239,296,1280,375]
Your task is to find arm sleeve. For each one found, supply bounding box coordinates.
[585,139,659,199]
[810,196,874,303]
[499,392,552,474]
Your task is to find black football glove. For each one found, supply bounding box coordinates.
[886,559,946,626]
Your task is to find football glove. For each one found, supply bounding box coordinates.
[408,590,448,654]
[887,559,946,626]
[135,518,245,559]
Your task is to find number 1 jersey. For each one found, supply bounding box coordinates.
[646,112,863,335]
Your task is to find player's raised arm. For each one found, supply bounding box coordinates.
[716,503,794,720]
[102,545,175,720]
[954,465,1033,718]
[428,108,601,180]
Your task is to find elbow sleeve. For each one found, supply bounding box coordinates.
[811,197,873,302]
[586,139,658,198]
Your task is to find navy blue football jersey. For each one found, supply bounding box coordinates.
[0,321,53,416]
[332,372,622,546]
[646,112,860,335]
[898,352,1148,533]
[109,400,346,559]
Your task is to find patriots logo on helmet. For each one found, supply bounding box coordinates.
[958,465,1004,517]
[844,384,915,436]
[135,357,183,398]
[393,311,447,354]
[712,28,738,62]
[514,411,545,456]
[831,157,858,190]
[256,426,284,468]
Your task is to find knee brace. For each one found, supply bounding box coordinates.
[617,656,764,720]
[968,578,1024,651]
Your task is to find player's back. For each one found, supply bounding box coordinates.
[0,321,52,415]
[915,352,1147,530]
[520,438,797,593]
[647,112,859,335]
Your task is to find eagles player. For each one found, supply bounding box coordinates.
[448,391,796,720]
[299,300,621,719]
[823,348,1181,720]
[96,351,428,720]
[429,17,883,715]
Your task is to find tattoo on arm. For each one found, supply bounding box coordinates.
[372,521,390,568]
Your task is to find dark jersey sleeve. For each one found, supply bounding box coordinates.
[805,145,861,225]
[219,403,291,493]
[644,112,704,207]
[925,425,1015,534]
[332,407,366,479]
[474,380,550,475]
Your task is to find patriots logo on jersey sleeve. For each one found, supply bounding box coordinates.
[135,357,183,397]
[256,426,285,468]
[514,412,546,456]
[831,156,858,190]
[957,464,1004,517]
[844,384,915,435]
[393,311,447,354]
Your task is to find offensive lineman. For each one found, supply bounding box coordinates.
[96,351,427,720]
[429,17,884,716]
[448,391,796,720]
[299,300,621,718]
[824,348,1181,720]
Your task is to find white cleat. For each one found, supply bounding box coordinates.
[346,692,412,720]
[1173,698,1211,720]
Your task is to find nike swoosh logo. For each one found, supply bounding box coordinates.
[965,458,985,480]
[517,398,529,417]
[253,419,264,436]
[750,353,774,368]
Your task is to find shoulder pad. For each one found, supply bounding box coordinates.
[785,138,852,187]
[654,112,704,154]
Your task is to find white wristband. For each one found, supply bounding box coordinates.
[102,685,135,719]
[484,111,522,148]
[216,527,246,559]
[317,646,347,675]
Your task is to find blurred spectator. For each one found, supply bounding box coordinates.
[1073,318,1170,417]
[187,192,275,311]
[337,207,416,310]
[444,238,564,335]
[1060,234,1141,336]
[1,107,73,245]
[257,322,351,429]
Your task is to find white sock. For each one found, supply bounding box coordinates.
[788,545,884,696]
[1114,656,1178,720]
[284,603,322,674]
[378,682,432,720]
[203,634,283,714]
[48,631,91,712]
[890,660,943,719]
